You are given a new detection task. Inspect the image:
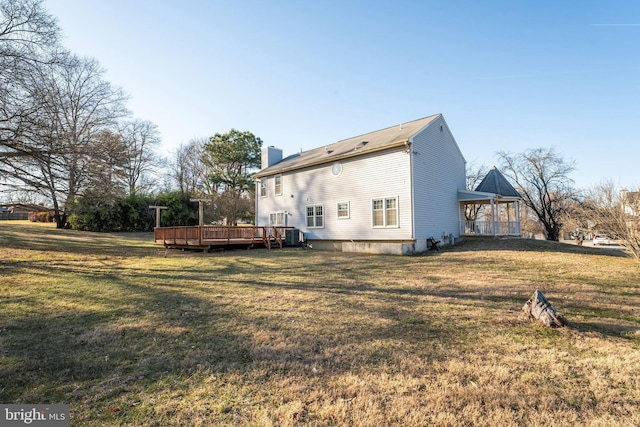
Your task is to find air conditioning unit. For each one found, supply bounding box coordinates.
[285,229,303,246]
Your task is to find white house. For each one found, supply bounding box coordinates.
[253,114,482,255]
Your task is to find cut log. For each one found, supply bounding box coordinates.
[522,290,567,327]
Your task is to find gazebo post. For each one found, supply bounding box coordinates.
[490,198,496,236]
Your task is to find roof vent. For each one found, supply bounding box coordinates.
[354,140,369,150]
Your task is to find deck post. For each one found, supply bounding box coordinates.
[190,199,207,226]
[149,205,168,228]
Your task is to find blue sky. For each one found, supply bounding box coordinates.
[46,1,639,189]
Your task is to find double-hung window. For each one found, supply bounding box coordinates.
[274,175,282,196]
[337,202,350,219]
[306,204,324,228]
[260,180,267,197]
[372,197,398,227]
[269,212,285,226]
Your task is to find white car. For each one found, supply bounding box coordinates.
[593,234,610,246]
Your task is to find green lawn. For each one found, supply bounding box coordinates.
[1,221,639,426]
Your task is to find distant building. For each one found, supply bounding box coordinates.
[621,190,640,217]
[0,203,51,220]
[0,203,51,213]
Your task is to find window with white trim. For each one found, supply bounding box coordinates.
[260,179,267,197]
[372,197,398,227]
[306,204,324,228]
[274,175,282,196]
[337,202,350,219]
[269,212,285,226]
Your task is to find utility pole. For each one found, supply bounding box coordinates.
[149,205,168,228]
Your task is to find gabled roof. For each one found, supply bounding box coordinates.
[254,114,442,178]
[474,167,521,198]
[0,203,51,212]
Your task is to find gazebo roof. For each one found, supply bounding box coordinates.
[474,167,520,198]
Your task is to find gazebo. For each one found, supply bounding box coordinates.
[458,167,522,236]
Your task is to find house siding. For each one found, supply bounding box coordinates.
[256,148,413,241]
[411,116,466,240]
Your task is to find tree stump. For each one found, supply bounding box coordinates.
[522,290,567,327]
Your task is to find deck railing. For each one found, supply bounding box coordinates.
[461,220,520,236]
[154,225,293,248]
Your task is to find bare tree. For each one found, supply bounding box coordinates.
[0,0,58,59]
[466,161,488,191]
[1,0,60,157]
[1,53,129,227]
[118,119,161,194]
[85,129,128,202]
[210,190,254,226]
[583,181,640,259]
[170,138,208,194]
[498,148,576,241]
[2,1,164,227]
[464,161,488,221]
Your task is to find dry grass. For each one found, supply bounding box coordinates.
[1,221,639,426]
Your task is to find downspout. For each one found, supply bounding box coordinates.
[406,140,415,241]
[254,179,259,226]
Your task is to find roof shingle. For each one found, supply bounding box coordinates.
[254,114,441,177]
[474,167,521,197]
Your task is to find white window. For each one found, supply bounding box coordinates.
[260,179,267,197]
[372,197,398,227]
[274,175,282,196]
[306,204,324,228]
[269,212,285,226]
[337,202,350,219]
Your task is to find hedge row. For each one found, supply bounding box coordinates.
[68,191,199,232]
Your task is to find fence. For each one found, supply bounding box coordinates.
[0,212,29,220]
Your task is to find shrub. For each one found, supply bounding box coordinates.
[68,191,198,232]
[28,211,54,222]
[153,191,198,227]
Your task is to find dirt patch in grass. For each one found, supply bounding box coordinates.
[1,223,639,426]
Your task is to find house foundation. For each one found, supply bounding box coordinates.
[310,239,433,255]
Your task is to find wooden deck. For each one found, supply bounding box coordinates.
[154,225,293,250]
